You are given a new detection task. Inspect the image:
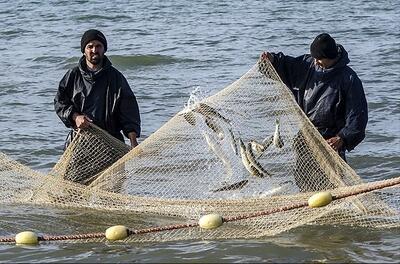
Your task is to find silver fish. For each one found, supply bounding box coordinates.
[259,181,294,197]
[273,118,284,148]
[250,140,265,154]
[193,102,231,124]
[262,135,273,148]
[228,128,239,155]
[239,138,260,176]
[182,111,196,126]
[212,179,249,192]
[203,132,233,178]
[239,139,271,178]
[255,135,273,159]
[205,117,224,140]
[246,142,272,177]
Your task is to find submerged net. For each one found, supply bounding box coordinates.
[0,60,399,243]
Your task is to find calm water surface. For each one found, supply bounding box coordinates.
[0,0,399,263]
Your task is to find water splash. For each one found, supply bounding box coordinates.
[184,87,210,110]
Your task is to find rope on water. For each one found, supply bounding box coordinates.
[1,176,399,243]
[40,233,104,241]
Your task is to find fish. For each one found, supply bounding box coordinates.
[203,132,233,178]
[205,117,224,140]
[182,111,196,126]
[262,135,273,149]
[273,118,284,148]
[254,135,273,159]
[239,139,271,178]
[259,186,283,197]
[250,140,265,154]
[246,142,272,177]
[211,179,249,192]
[193,102,231,124]
[259,181,294,197]
[239,138,260,176]
[228,128,239,155]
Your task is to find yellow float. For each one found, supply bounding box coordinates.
[15,231,39,245]
[105,225,129,241]
[308,191,333,208]
[198,213,223,229]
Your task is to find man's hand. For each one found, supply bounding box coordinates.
[326,136,344,152]
[128,131,138,149]
[258,51,274,75]
[260,51,274,63]
[72,113,92,129]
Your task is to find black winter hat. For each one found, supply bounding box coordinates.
[80,29,107,53]
[310,33,338,59]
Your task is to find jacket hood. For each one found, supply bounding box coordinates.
[313,44,349,80]
[332,45,350,69]
[78,55,112,81]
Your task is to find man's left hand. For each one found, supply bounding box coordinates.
[326,136,344,152]
[128,131,138,149]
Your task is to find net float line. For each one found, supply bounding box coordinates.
[1,176,398,244]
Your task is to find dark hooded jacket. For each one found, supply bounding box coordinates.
[54,56,141,143]
[270,45,368,152]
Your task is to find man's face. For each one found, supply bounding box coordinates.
[84,40,105,65]
[314,57,335,69]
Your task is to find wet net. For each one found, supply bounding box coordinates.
[0,60,399,243]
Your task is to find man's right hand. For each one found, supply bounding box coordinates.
[258,51,274,75]
[260,51,274,63]
[72,113,92,129]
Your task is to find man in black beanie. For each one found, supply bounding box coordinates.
[260,33,367,160]
[54,29,141,184]
[80,29,108,53]
[259,33,368,190]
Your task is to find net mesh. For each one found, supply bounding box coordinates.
[0,60,398,243]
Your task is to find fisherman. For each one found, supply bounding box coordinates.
[260,33,368,161]
[54,29,141,185]
[54,29,141,149]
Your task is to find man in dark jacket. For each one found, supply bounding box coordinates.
[54,29,141,149]
[260,33,368,161]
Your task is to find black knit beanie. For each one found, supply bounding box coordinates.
[80,29,107,53]
[310,33,338,59]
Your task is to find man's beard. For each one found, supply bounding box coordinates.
[88,53,103,65]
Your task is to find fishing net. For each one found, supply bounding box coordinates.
[0,60,399,243]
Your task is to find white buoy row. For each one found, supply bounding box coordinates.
[12,192,332,245]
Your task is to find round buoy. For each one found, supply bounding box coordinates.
[308,191,333,208]
[198,213,223,229]
[15,231,39,245]
[105,225,128,241]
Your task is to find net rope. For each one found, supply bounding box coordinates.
[0,60,398,243]
[0,176,398,243]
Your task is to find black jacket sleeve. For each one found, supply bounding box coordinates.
[54,69,78,128]
[337,74,368,151]
[271,52,312,92]
[118,76,141,138]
